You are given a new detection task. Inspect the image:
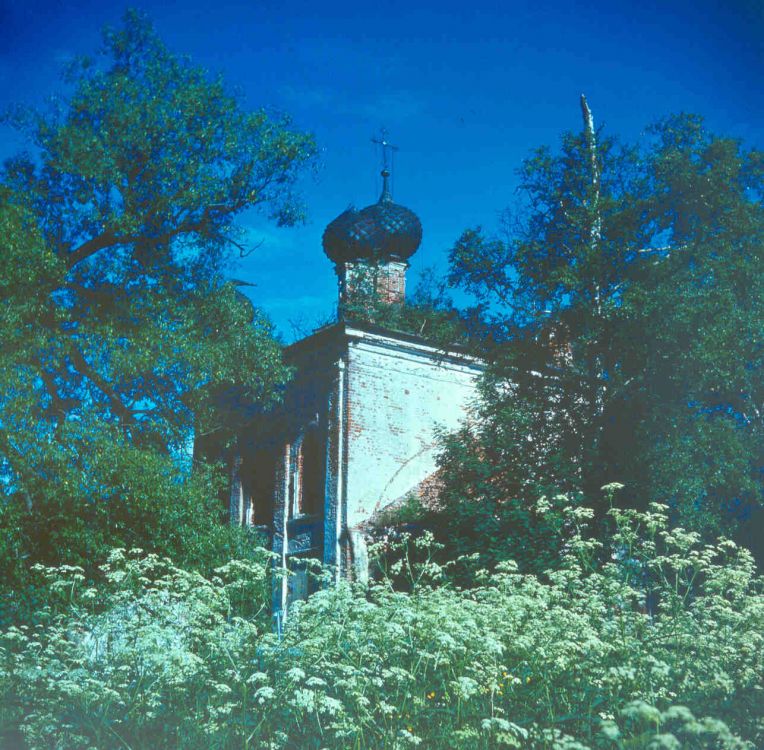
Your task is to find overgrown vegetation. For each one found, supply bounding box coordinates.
[340,266,471,347]
[1,503,761,749]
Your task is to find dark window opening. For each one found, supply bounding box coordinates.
[300,424,324,517]
[249,449,275,527]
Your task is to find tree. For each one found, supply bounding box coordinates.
[440,102,763,564]
[0,10,317,606]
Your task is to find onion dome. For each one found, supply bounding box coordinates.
[322,169,422,265]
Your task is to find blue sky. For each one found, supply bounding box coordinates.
[1,0,762,340]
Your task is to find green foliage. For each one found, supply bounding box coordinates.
[0,11,316,611]
[433,383,588,574]
[1,504,761,749]
[341,264,470,347]
[444,112,763,551]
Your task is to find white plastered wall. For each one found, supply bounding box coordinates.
[342,327,482,528]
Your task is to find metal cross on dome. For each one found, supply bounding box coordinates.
[371,128,398,201]
[371,128,398,172]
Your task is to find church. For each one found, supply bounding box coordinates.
[226,154,483,614]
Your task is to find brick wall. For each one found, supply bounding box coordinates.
[337,260,408,305]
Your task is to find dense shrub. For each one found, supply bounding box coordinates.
[1,502,762,749]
